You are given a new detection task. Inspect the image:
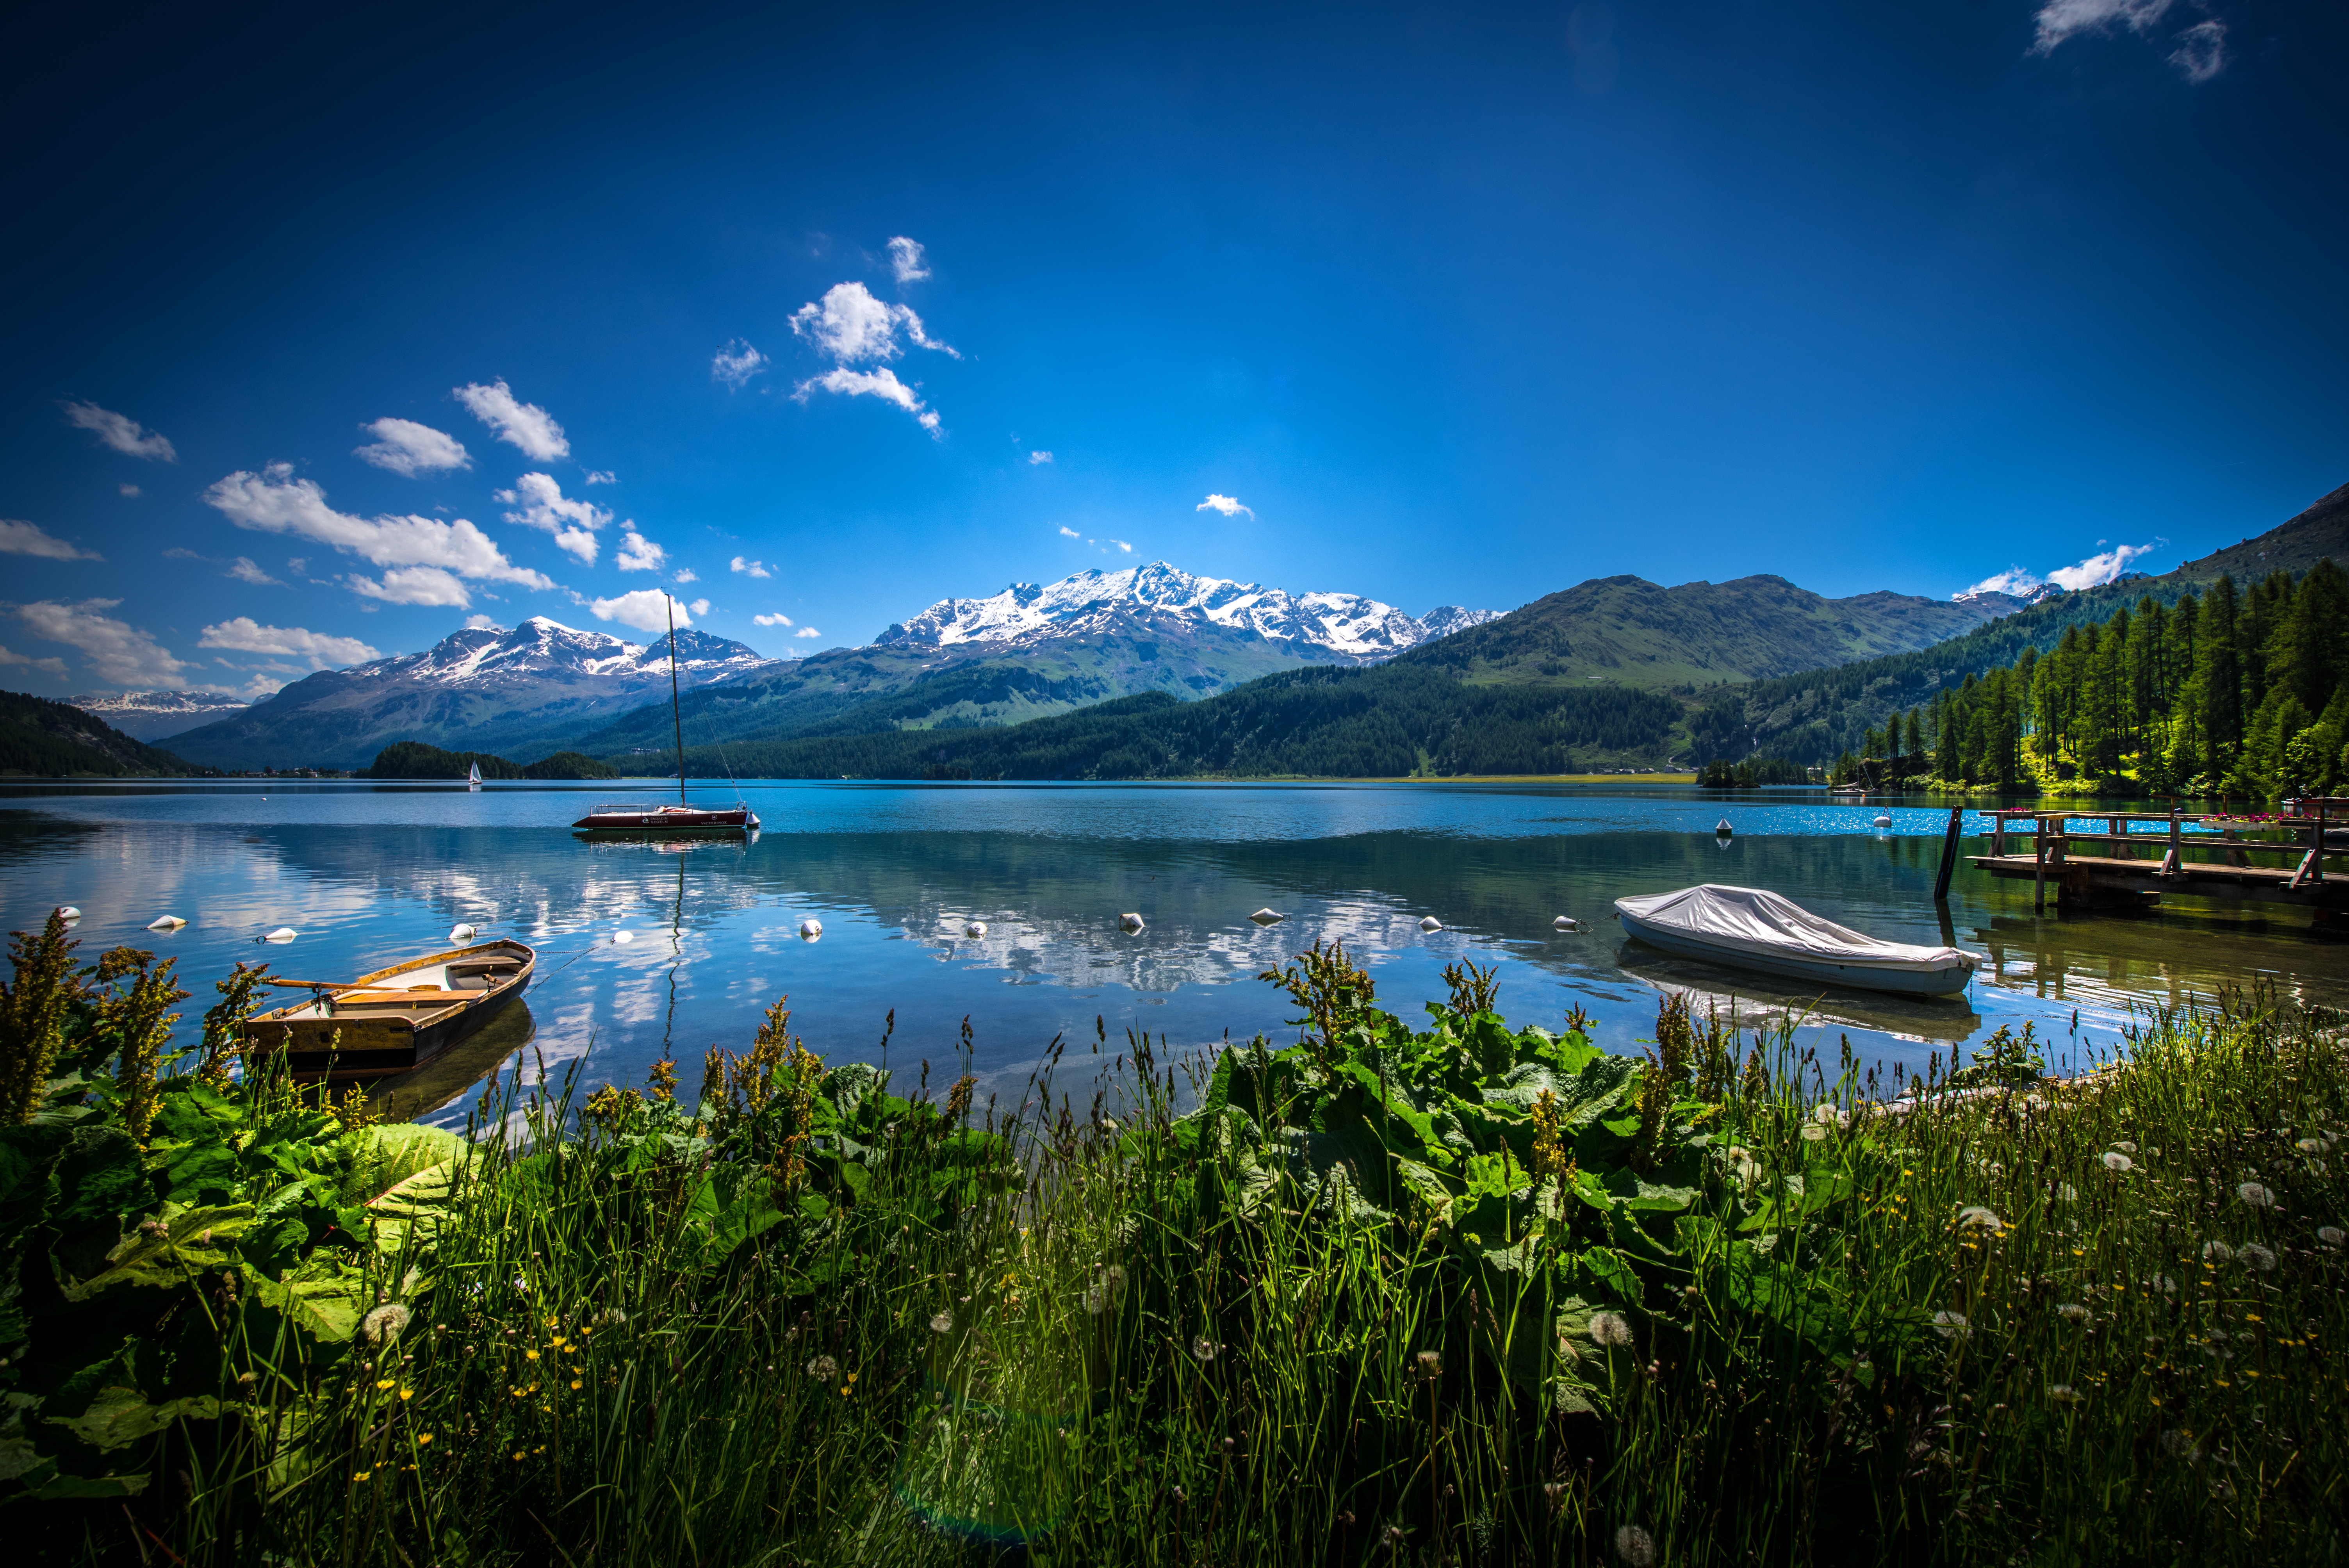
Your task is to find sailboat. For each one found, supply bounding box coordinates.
[572,590,760,834]
[467,761,482,791]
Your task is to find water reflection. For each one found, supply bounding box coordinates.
[3,781,2344,1126]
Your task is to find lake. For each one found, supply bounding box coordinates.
[5,779,2344,1127]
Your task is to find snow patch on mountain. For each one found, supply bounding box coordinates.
[875,562,1498,660]
[68,690,252,741]
[367,616,775,689]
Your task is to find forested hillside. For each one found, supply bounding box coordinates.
[681,665,1682,779]
[0,691,198,777]
[1787,560,2347,796]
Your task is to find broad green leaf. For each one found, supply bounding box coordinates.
[237,1259,364,1344]
[61,1204,253,1302]
[47,1386,222,1452]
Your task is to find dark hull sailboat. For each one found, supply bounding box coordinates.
[572,590,758,836]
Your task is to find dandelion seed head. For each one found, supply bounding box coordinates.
[2050,1383,2080,1404]
[1800,1124,1828,1142]
[1614,1524,1657,1567]
[929,1311,953,1334]
[806,1355,839,1383]
[360,1304,412,1345]
[2297,1138,2324,1154]
[2102,1152,2134,1172]
[1416,1349,1443,1375]
[2238,1183,2274,1208]
[2203,1240,2234,1262]
[2239,1243,2277,1273]
[2113,1140,2138,1154]
[1589,1311,1634,1348]
[1956,1205,2004,1234]
[2317,1226,2345,1249]
[1191,1335,1219,1364]
[1931,1310,1971,1340]
[2056,1303,2088,1321]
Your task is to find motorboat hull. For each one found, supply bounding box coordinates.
[244,939,535,1083]
[1616,911,1975,997]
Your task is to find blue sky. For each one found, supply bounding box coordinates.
[1,0,2341,698]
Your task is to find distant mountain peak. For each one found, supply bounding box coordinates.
[876,560,1497,661]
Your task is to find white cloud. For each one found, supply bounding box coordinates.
[795,367,943,436]
[1197,494,1254,519]
[496,472,609,566]
[791,282,959,362]
[454,379,570,462]
[205,465,554,607]
[1029,451,1054,465]
[226,557,280,585]
[119,484,140,498]
[754,612,793,627]
[590,589,689,634]
[2030,0,2174,53]
[1057,526,1080,539]
[11,599,193,687]
[1957,567,2042,598]
[616,528,667,572]
[463,614,500,630]
[0,645,69,676]
[794,627,821,638]
[0,519,102,561]
[673,567,698,584]
[198,617,378,667]
[61,401,176,462]
[888,236,931,283]
[2168,19,2225,82]
[1109,539,1133,553]
[355,417,471,476]
[584,470,616,485]
[347,567,476,607]
[712,339,770,390]
[731,556,772,579]
[688,597,711,617]
[287,558,307,574]
[2047,540,2163,591]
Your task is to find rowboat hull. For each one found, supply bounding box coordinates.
[243,939,535,1083]
[1616,911,1975,997]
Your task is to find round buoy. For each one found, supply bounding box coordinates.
[260,927,298,943]
[1249,908,1284,924]
[964,920,987,938]
[449,923,477,943]
[54,906,81,921]
[611,930,633,945]
[146,915,187,932]
[1119,912,1146,931]
[1552,915,1578,931]
[1419,916,1444,933]
[799,918,823,941]
[1873,814,1892,829]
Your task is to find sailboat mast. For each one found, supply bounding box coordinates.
[666,592,686,805]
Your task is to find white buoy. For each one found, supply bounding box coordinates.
[1873,814,1893,829]
[1552,915,1578,931]
[449,923,477,943]
[799,918,823,940]
[611,930,634,945]
[1119,912,1146,931]
[1715,819,1733,835]
[964,920,987,938]
[146,915,187,932]
[261,927,298,943]
[1249,908,1285,924]
[1419,916,1444,932]
[54,906,81,920]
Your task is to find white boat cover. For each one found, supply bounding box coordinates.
[1615,885,1972,975]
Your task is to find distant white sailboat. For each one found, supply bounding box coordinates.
[467,761,482,791]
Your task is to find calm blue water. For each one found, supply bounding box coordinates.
[4,779,2341,1125]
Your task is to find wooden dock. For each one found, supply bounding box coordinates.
[1967,800,2349,920]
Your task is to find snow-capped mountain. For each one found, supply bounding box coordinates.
[157,617,780,770]
[877,562,1498,661]
[68,690,251,742]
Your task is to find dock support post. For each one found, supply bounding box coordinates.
[2164,801,2181,878]
[2034,815,2048,913]
[1933,805,1963,902]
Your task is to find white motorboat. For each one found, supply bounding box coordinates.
[1615,884,1977,998]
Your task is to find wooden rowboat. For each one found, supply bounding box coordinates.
[243,939,535,1084]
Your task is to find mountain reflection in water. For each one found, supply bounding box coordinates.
[4,780,2344,1127]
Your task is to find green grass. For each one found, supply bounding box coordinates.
[5,920,2345,1564]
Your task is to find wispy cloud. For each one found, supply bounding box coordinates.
[2030,0,2224,82]
[789,279,957,436]
[0,520,102,561]
[119,484,140,498]
[731,556,772,579]
[355,417,470,476]
[1958,540,2164,599]
[590,588,688,634]
[463,614,500,631]
[1197,493,1254,519]
[673,567,698,584]
[616,528,667,572]
[198,617,378,667]
[61,401,176,462]
[754,611,793,627]
[794,626,821,638]
[0,644,69,675]
[205,464,554,610]
[796,367,942,435]
[9,598,192,687]
[454,379,570,462]
[226,557,280,585]
[584,469,617,485]
[712,339,770,390]
[1057,526,1080,539]
[1029,451,1054,465]
[1108,539,1134,553]
[888,236,931,284]
[688,597,711,617]
[496,472,609,565]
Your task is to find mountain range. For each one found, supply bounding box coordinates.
[66,690,250,743]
